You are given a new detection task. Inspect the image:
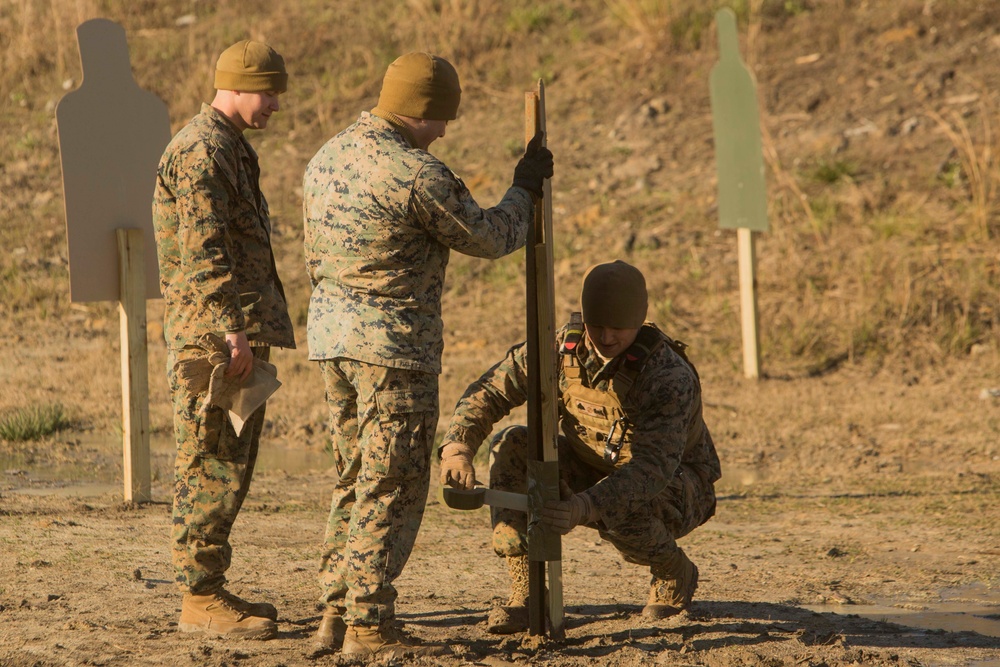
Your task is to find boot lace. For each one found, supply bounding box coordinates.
[212,591,250,620]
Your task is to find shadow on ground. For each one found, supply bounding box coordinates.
[400,599,1000,660]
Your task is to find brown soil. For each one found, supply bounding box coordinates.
[2,1,1000,665]
[2,357,998,666]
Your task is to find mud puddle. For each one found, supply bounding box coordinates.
[1,434,333,496]
[804,584,1000,638]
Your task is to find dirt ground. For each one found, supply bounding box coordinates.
[2,352,999,667]
[3,1,1000,665]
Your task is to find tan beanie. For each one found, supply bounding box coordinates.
[373,52,461,121]
[581,261,648,328]
[214,40,287,93]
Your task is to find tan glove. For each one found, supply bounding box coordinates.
[173,333,280,436]
[439,442,477,490]
[540,491,598,535]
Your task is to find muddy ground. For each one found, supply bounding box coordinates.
[2,353,999,667]
[3,0,1000,665]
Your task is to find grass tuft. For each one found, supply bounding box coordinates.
[811,159,858,184]
[0,404,71,442]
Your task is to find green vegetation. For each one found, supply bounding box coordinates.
[811,159,858,184]
[506,5,555,34]
[0,404,71,442]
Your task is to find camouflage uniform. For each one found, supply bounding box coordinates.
[303,111,534,627]
[443,319,721,570]
[153,103,294,594]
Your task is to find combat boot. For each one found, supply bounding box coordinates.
[642,547,699,619]
[178,591,278,639]
[217,588,278,621]
[487,554,530,634]
[341,624,451,659]
[313,605,346,650]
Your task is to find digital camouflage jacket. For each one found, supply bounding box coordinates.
[302,111,535,373]
[443,321,722,528]
[153,104,294,350]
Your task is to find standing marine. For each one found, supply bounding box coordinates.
[439,260,721,633]
[152,39,294,639]
[302,51,554,658]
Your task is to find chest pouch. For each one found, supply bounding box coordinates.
[561,381,630,472]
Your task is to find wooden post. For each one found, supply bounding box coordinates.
[117,228,151,503]
[524,81,564,639]
[737,228,760,379]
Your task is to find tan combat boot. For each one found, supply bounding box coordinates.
[217,588,278,621]
[178,591,277,639]
[341,624,451,659]
[642,547,699,619]
[486,554,530,634]
[313,605,346,650]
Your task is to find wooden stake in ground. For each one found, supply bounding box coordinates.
[56,19,171,502]
[116,228,151,502]
[710,7,769,380]
[524,81,565,639]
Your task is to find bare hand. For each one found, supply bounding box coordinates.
[224,331,253,382]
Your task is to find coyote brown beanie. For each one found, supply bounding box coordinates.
[581,260,648,328]
[373,52,461,121]
[214,40,287,93]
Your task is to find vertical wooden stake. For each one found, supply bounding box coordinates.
[737,227,761,379]
[524,83,564,639]
[117,228,151,502]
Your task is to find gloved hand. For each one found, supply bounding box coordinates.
[439,442,477,490]
[540,491,597,535]
[512,130,554,198]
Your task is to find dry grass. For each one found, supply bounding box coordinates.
[925,92,1000,242]
[0,0,997,388]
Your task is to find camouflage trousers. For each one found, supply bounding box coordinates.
[489,425,717,570]
[317,359,439,628]
[167,345,270,594]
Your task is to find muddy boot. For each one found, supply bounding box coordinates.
[341,624,451,659]
[178,592,278,639]
[217,588,278,621]
[642,547,699,619]
[313,605,347,650]
[487,554,530,634]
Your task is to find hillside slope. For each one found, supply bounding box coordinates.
[0,0,997,436]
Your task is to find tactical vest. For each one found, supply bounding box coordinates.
[559,313,698,474]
